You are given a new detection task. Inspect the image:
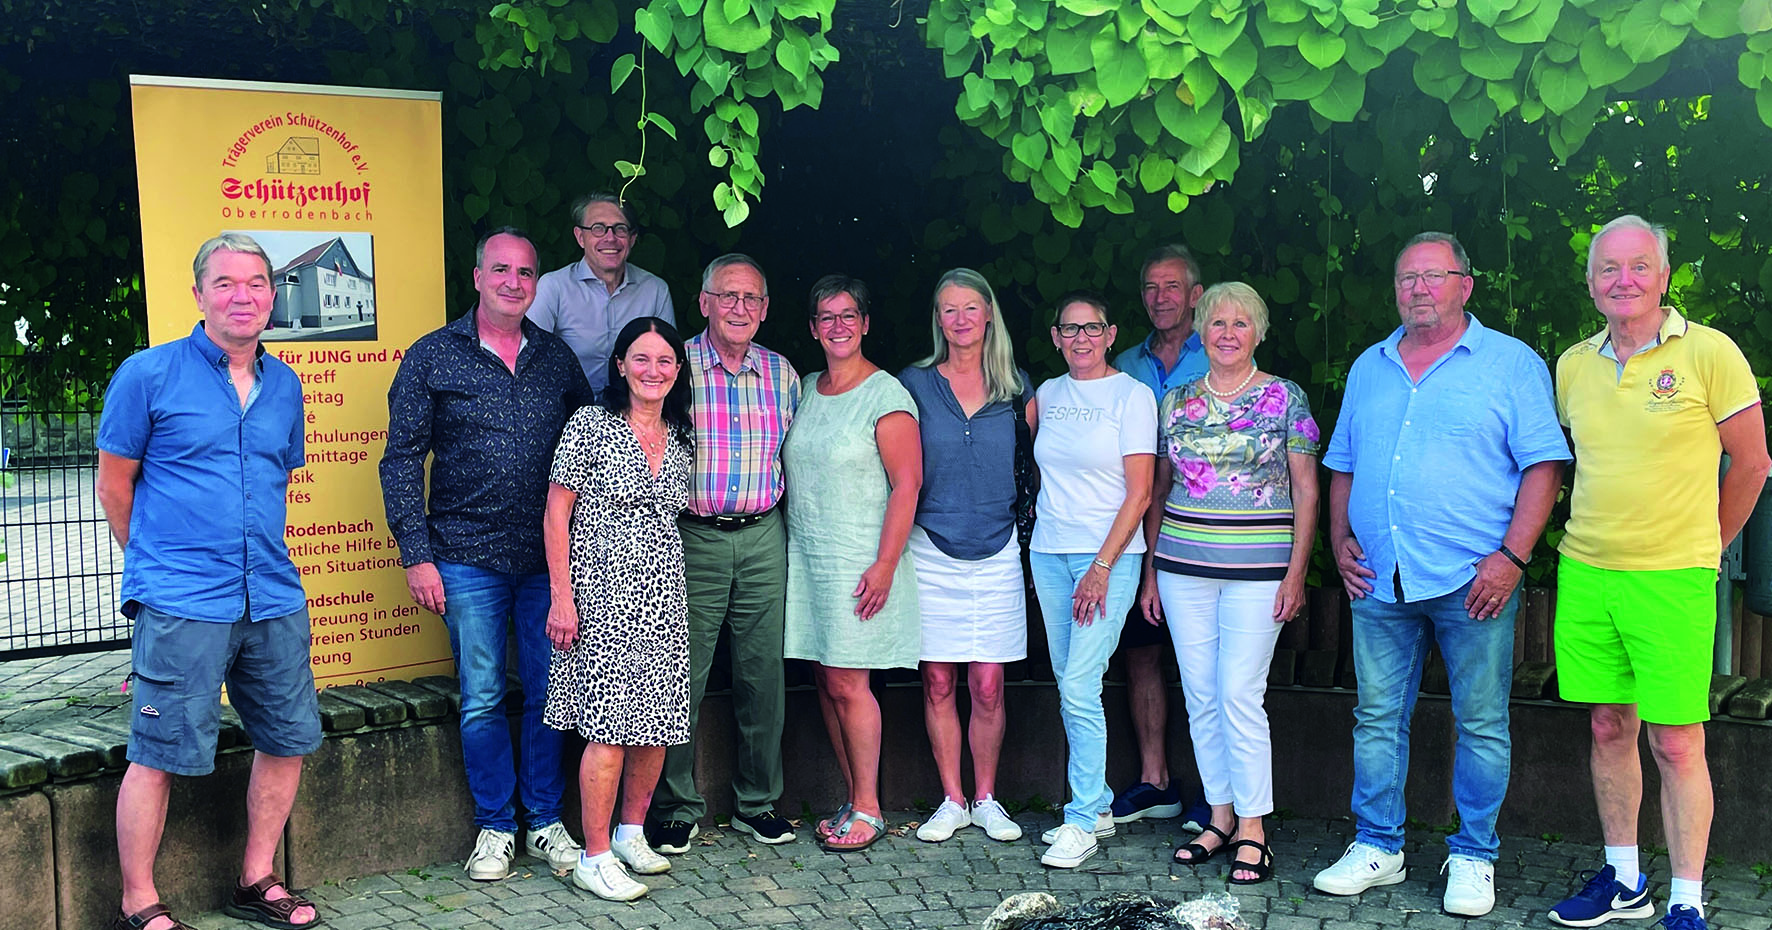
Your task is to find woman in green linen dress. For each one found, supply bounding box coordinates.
[782,273,923,852]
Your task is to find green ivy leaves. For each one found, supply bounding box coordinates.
[924,0,1772,228]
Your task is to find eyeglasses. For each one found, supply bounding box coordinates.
[1055,321,1108,337]
[704,290,765,311]
[576,222,634,239]
[815,310,862,328]
[1394,269,1468,290]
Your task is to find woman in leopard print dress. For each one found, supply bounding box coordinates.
[542,317,692,901]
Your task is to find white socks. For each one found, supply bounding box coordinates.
[1605,845,1642,890]
[582,850,614,866]
[1604,846,1703,917]
[1668,877,1704,916]
[613,823,644,844]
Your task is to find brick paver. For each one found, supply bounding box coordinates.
[162,814,1769,930]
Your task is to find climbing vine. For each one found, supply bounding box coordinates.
[480,0,842,226]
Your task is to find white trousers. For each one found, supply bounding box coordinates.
[1157,572,1284,818]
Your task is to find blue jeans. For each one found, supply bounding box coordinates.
[1350,580,1517,861]
[1029,552,1138,829]
[436,560,563,833]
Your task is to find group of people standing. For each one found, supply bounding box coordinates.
[95,201,1764,930]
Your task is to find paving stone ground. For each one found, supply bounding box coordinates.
[167,813,1771,930]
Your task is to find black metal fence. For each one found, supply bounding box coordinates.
[0,353,128,659]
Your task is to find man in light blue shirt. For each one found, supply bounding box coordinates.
[1104,244,1211,827]
[96,234,321,930]
[1314,232,1568,918]
[527,192,675,393]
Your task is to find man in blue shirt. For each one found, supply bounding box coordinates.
[527,193,676,394]
[96,234,321,930]
[1106,244,1210,827]
[1314,232,1569,918]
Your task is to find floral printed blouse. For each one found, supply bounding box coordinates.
[1153,376,1321,579]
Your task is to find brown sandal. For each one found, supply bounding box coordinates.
[222,875,323,928]
[109,903,192,930]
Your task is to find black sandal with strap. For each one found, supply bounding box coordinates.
[222,875,323,928]
[1172,822,1234,865]
[109,903,193,930]
[1225,838,1275,884]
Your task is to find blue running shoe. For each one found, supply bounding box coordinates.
[1179,794,1212,833]
[1549,866,1656,927]
[1654,905,1705,930]
[1109,782,1182,823]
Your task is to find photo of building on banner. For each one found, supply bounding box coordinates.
[130,75,450,688]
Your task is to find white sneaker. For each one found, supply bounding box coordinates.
[524,822,583,872]
[465,827,515,881]
[1040,823,1099,868]
[1313,842,1407,896]
[972,798,1024,842]
[1442,856,1496,917]
[572,855,648,901]
[1041,812,1115,844]
[917,798,972,842]
[611,834,672,875]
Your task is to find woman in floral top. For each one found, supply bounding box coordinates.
[1136,282,1320,884]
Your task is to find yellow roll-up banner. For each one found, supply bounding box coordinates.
[130,75,452,688]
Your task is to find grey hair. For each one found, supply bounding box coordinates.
[475,226,533,268]
[701,253,768,297]
[570,192,636,229]
[1588,214,1669,276]
[917,268,1024,403]
[192,233,273,289]
[1394,231,1472,276]
[1139,243,1201,289]
[1194,281,1270,343]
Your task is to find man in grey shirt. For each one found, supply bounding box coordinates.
[527,192,675,393]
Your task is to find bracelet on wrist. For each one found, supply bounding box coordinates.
[1498,544,1529,570]
[1092,557,1113,572]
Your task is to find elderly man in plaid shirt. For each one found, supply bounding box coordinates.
[648,253,803,853]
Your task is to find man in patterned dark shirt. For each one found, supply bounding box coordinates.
[379,227,594,882]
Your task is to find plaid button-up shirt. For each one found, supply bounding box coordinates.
[684,332,800,516]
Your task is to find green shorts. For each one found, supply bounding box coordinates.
[1553,556,1717,725]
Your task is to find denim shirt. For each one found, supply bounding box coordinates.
[1322,314,1570,603]
[95,323,307,622]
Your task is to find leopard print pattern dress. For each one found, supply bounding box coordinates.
[543,405,692,746]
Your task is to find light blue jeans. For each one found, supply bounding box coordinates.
[1029,552,1139,829]
[436,560,564,834]
[1350,579,1517,861]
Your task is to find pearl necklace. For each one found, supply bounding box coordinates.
[1205,363,1258,399]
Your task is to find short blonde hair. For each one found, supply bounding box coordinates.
[1193,282,1269,342]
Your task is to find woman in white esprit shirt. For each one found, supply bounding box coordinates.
[1025,291,1157,870]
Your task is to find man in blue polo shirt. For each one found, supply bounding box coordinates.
[1314,232,1568,918]
[1107,243,1211,827]
[96,233,321,930]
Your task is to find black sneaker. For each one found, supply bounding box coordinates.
[731,809,797,845]
[649,820,699,855]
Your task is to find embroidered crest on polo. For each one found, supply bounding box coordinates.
[1650,367,1681,400]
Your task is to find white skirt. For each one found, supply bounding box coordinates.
[908,526,1028,664]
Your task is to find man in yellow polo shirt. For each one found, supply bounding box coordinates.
[1548,215,1769,930]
